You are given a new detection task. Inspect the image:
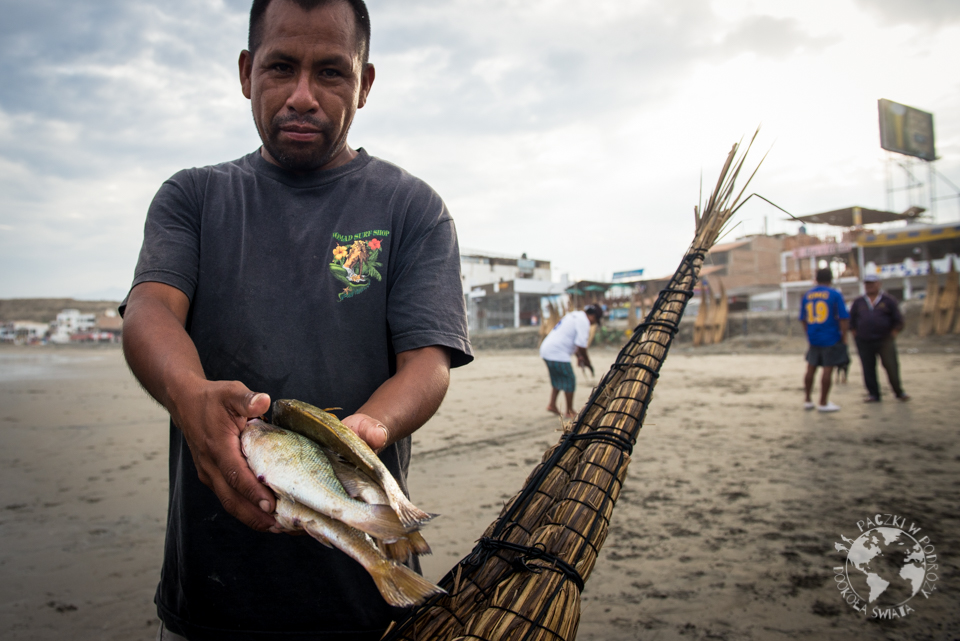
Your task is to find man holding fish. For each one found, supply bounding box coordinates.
[120,0,472,639]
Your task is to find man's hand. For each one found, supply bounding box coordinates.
[170,382,277,531]
[341,413,390,453]
[123,282,277,532]
[575,346,593,376]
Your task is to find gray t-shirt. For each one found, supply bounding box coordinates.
[125,148,472,640]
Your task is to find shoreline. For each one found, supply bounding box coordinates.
[1,344,957,639]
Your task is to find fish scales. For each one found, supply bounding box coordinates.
[274,497,445,607]
[241,419,407,542]
[325,451,432,559]
[272,399,436,529]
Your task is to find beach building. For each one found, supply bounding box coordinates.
[95,310,123,339]
[565,280,611,310]
[460,250,567,331]
[778,206,959,310]
[0,321,50,344]
[700,235,784,311]
[50,309,96,344]
[858,221,960,300]
[627,234,786,316]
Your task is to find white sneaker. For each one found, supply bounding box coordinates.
[817,402,841,412]
[803,401,815,410]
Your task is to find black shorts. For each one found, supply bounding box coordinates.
[806,342,849,368]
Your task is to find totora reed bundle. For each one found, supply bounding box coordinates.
[383,134,767,641]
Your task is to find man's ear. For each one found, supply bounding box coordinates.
[357,63,375,109]
[239,50,253,99]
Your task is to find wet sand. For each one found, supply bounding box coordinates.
[1,342,958,640]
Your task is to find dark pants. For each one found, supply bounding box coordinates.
[855,336,904,399]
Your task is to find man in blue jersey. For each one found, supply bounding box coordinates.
[799,268,849,412]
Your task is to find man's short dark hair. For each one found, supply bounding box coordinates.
[815,267,833,284]
[584,304,604,322]
[248,0,371,65]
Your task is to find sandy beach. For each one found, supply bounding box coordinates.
[1,340,958,640]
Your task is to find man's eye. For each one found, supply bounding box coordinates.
[272,63,293,73]
[320,69,341,78]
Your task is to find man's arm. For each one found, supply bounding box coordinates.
[889,296,905,336]
[122,282,277,531]
[342,346,452,451]
[840,318,850,343]
[848,299,859,339]
[574,346,593,375]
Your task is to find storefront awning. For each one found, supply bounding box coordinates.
[789,206,924,227]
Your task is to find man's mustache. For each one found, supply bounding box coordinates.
[272,114,331,132]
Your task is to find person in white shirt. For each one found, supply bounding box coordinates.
[539,304,603,418]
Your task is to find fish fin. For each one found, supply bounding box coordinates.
[372,562,446,608]
[360,504,409,542]
[407,530,432,556]
[330,463,365,499]
[380,538,410,563]
[327,454,388,505]
[383,530,432,562]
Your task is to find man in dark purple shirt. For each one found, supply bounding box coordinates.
[849,274,909,402]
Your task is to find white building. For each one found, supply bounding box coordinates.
[460,250,568,331]
[50,309,96,344]
[460,249,553,292]
[0,321,50,343]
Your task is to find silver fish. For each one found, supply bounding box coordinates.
[241,418,407,542]
[325,451,432,561]
[273,496,445,608]
[272,399,436,529]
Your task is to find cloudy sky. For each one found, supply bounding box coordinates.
[1,0,958,299]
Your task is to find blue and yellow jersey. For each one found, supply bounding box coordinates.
[799,285,849,346]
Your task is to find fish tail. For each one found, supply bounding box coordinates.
[391,496,438,531]
[371,562,446,608]
[405,530,432,556]
[382,530,432,562]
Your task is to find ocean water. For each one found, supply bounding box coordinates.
[0,350,109,382]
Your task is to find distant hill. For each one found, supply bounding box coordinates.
[0,299,122,323]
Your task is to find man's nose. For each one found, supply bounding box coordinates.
[286,71,319,113]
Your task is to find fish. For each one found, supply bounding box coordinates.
[273,496,445,608]
[240,418,407,543]
[272,399,436,530]
[325,451,432,561]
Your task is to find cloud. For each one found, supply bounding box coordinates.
[0,0,260,297]
[0,0,257,179]
[1,0,958,296]
[361,0,719,135]
[719,16,839,59]
[854,0,960,27]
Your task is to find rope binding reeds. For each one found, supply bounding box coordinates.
[382,131,771,641]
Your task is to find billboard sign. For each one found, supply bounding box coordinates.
[878,99,936,161]
[611,268,645,283]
